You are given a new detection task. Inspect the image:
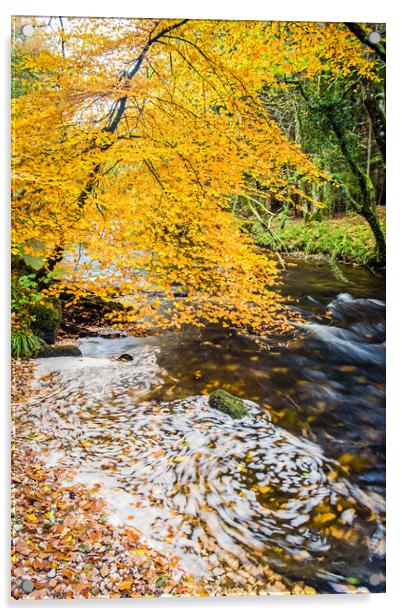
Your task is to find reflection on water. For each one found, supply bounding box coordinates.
[21,259,385,593]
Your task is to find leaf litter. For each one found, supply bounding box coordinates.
[11,359,203,600]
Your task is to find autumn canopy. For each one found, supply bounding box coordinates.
[11,18,378,332]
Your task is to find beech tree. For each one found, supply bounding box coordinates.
[11,18,380,332]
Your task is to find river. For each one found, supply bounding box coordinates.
[18,258,386,594]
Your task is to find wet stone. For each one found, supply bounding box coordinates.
[21,579,35,594]
[37,344,82,358]
[208,389,247,419]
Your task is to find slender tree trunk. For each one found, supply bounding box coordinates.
[327,110,386,265]
[366,116,372,177]
[363,206,386,265]
[362,80,386,165]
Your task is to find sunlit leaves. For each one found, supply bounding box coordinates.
[11,18,377,333]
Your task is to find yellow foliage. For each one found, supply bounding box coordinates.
[11,18,378,333]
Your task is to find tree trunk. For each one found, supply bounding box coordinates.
[363,80,386,165]
[361,206,386,266]
[326,109,386,265]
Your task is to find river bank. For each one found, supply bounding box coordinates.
[255,209,386,267]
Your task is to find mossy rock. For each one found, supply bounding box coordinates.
[208,389,247,419]
[37,344,82,358]
[31,300,62,344]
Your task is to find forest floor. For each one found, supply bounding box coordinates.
[256,207,386,266]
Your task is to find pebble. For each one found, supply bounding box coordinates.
[21,579,34,593]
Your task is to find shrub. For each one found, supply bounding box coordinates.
[11,327,41,359]
[11,271,59,358]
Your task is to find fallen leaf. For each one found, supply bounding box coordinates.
[118,579,134,591]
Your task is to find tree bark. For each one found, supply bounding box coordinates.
[362,81,386,165]
[327,109,386,265]
[344,23,386,62]
[363,206,386,265]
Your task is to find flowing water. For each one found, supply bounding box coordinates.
[20,259,385,594]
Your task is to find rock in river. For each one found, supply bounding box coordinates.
[208,389,247,419]
[37,344,82,358]
[117,353,134,361]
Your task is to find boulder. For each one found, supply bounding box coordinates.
[117,353,134,361]
[37,344,82,358]
[208,389,247,419]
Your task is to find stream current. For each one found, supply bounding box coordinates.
[20,259,386,594]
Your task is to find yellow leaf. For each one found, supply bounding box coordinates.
[118,579,134,591]
[26,513,38,523]
[314,512,337,525]
[174,455,186,463]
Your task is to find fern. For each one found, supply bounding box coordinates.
[11,330,41,359]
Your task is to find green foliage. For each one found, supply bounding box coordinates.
[11,274,42,314]
[11,329,41,359]
[262,37,386,220]
[256,214,385,265]
[11,272,47,357]
[11,48,32,99]
[11,268,62,356]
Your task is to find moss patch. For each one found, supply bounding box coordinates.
[31,300,62,344]
[209,389,247,419]
[37,344,82,358]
